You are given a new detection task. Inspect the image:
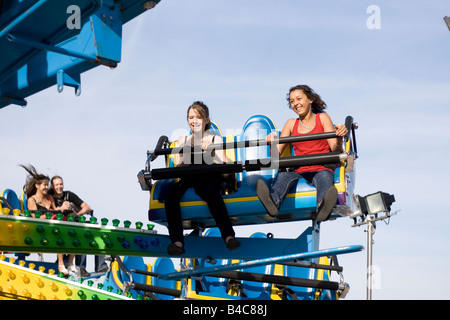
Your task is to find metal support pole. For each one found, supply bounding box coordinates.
[366,216,375,300]
[351,191,396,300]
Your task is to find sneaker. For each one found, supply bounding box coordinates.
[226,237,241,250]
[316,186,338,222]
[65,263,78,274]
[79,268,91,278]
[58,264,68,276]
[256,179,278,217]
[167,243,185,256]
[96,267,108,274]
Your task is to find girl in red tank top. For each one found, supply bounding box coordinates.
[256,85,348,222]
[292,113,333,174]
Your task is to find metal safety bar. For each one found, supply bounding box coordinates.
[138,116,356,184]
[148,116,355,159]
[114,256,182,298]
[128,262,342,293]
[147,152,346,181]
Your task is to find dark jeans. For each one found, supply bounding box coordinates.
[270,170,334,209]
[164,177,235,245]
[76,254,107,272]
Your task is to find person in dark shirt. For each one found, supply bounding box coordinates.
[50,176,108,277]
[163,101,240,255]
[50,176,91,217]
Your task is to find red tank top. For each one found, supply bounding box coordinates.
[292,113,333,173]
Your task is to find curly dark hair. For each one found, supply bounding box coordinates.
[286,85,327,111]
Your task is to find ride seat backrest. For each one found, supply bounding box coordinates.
[118,256,148,298]
[240,232,274,299]
[151,257,179,300]
[197,228,231,297]
[121,256,147,282]
[234,115,278,187]
[1,189,21,213]
[282,261,316,300]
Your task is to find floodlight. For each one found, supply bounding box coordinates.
[444,16,450,32]
[364,191,395,215]
[137,170,151,191]
[349,190,396,300]
[349,194,367,219]
[142,1,157,10]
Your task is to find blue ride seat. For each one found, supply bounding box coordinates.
[280,257,339,300]
[237,232,274,300]
[151,257,179,300]
[118,256,148,299]
[313,257,339,300]
[234,115,278,187]
[281,262,316,300]
[1,189,30,258]
[277,226,317,301]
[148,115,356,229]
[185,228,238,300]
[0,189,21,213]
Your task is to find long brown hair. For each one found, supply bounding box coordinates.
[187,101,211,131]
[20,164,49,197]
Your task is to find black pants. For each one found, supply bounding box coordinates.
[164,177,235,245]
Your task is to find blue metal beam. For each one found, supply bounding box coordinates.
[0,0,161,109]
[0,0,49,39]
[158,245,364,280]
[6,33,112,65]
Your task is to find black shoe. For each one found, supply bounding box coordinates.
[256,179,278,217]
[316,186,338,222]
[96,267,108,274]
[79,268,91,278]
[226,237,241,250]
[167,243,185,256]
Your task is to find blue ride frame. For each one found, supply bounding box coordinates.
[0,0,161,109]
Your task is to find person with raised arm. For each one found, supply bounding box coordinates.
[256,85,348,222]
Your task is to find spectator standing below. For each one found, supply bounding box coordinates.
[50,176,108,277]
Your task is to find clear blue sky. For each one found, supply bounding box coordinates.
[2,0,450,299]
